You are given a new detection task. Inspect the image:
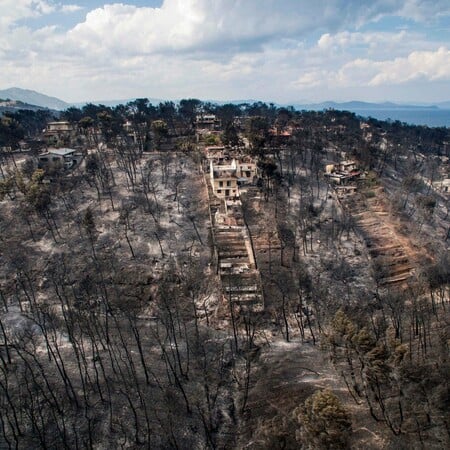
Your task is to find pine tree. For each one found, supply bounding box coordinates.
[297,389,352,449]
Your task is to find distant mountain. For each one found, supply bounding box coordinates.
[88,98,450,112]
[436,101,450,110]
[293,100,441,111]
[2,88,448,115]
[0,87,70,110]
[206,99,260,105]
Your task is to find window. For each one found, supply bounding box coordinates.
[217,189,222,194]
[219,181,223,187]
[226,180,231,187]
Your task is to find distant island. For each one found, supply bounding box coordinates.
[296,100,440,111]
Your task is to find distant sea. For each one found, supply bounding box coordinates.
[346,109,450,128]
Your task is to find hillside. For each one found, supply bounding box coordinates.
[0,87,69,110]
[0,101,449,449]
[0,99,54,114]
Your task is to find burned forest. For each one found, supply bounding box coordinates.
[0,101,449,449]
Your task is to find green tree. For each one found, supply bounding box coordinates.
[297,389,352,449]
[222,122,240,147]
[203,134,220,146]
[178,99,202,125]
[0,175,14,200]
[151,120,168,150]
[247,116,269,154]
[21,158,36,180]
[0,115,24,149]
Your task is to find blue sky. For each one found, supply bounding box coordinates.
[18,1,164,30]
[1,0,449,104]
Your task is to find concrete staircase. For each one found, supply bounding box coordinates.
[203,171,264,311]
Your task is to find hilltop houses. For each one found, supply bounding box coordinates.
[43,121,76,146]
[206,147,258,199]
[435,178,450,194]
[38,148,83,171]
[324,159,361,184]
[235,156,258,184]
[195,114,221,132]
[210,159,239,199]
[203,147,263,311]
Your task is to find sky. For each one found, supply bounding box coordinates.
[0,0,449,104]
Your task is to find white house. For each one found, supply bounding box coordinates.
[38,148,82,170]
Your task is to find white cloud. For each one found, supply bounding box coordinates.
[0,0,449,102]
[0,0,55,28]
[60,4,83,14]
[64,0,449,57]
[318,30,410,51]
[399,0,450,21]
[294,71,327,88]
[293,47,450,90]
[368,47,450,85]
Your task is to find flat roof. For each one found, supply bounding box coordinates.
[47,148,76,156]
